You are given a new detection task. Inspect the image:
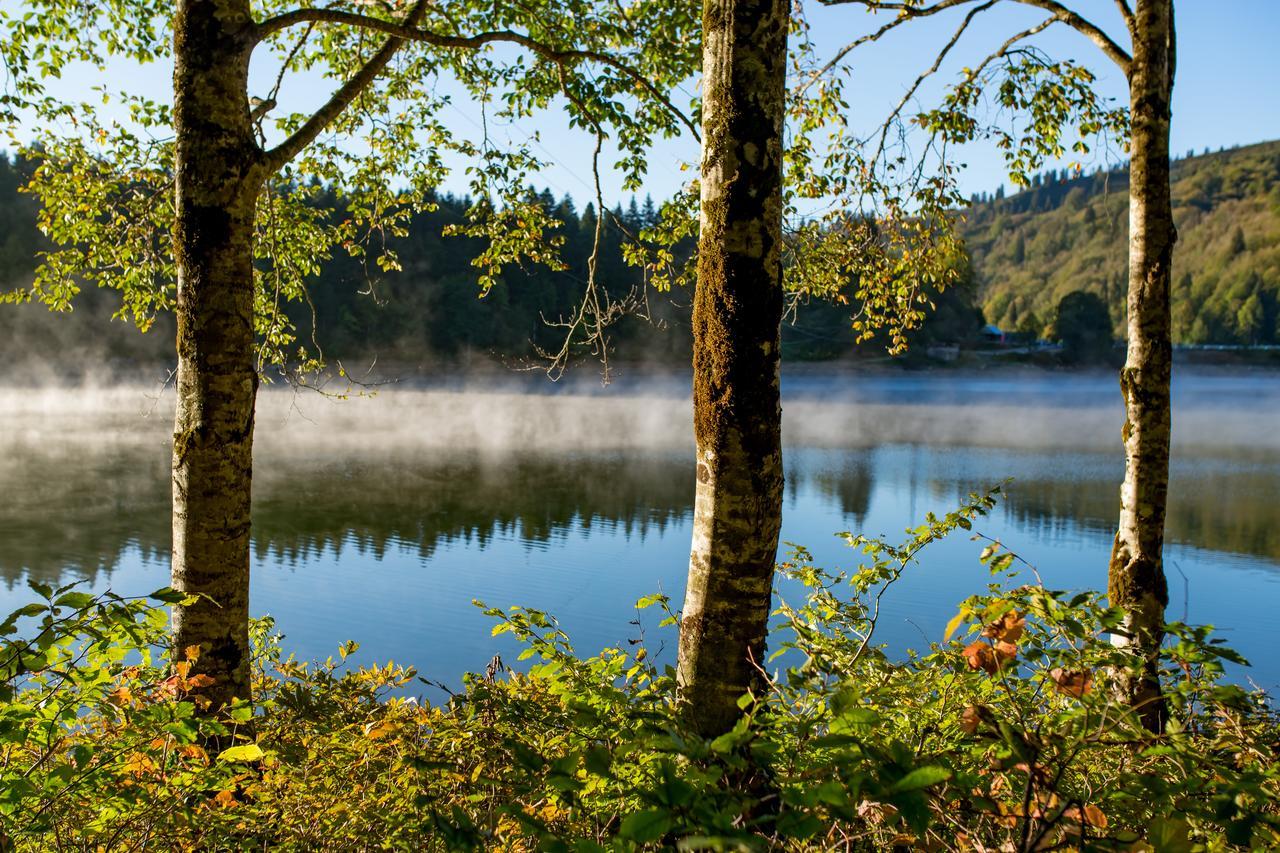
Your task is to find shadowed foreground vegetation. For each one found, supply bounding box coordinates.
[2,494,1277,850]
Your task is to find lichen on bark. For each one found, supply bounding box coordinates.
[169,0,265,713]
[677,0,789,737]
[1107,0,1176,733]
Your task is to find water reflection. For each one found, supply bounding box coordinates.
[1,378,1278,690]
[4,428,1277,585]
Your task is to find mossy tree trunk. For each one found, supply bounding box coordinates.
[676,0,788,737]
[1108,0,1176,733]
[170,0,265,711]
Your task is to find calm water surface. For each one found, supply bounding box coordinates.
[2,369,1278,691]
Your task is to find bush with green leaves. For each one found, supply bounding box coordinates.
[1,492,1277,850]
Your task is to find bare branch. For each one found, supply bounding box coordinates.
[263,0,429,171]
[953,15,1060,90]
[865,0,1000,169]
[798,0,987,95]
[811,0,1131,82]
[255,7,699,140]
[1114,0,1136,35]
[1010,0,1131,74]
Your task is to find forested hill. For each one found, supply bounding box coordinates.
[964,139,1280,344]
[3,141,1278,377]
[0,154,695,375]
[0,154,970,375]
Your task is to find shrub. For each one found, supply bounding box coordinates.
[1,491,1277,850]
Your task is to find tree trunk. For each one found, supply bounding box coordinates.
[1108,0,1176,733]
[170,0,264,711]
[676,0,788,737]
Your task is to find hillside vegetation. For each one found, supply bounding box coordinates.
[3,141,1278,376]
[965,140,1280,344]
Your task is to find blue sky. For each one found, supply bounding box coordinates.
[8,1,1280,206]
[554,0,1280,205]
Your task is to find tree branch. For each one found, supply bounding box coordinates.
[865,0,1000,168]
[1010,0,1131,75]
[812,0,1131,80]
[1113,0,1136,35]
[954,15,1060,90]
[800,0,987,95]
[255,7,698,140]
[263,0,430,172]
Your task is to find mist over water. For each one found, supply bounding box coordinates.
[2,368,1278,692]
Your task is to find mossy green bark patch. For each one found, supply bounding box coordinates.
[169,0,264,713]
[678,0,789,737]
[1107,0,1176,733]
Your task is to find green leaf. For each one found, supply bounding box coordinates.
[53,591,95,610]
[7,603,47,620]
[1146,816,1194,853]
[889,765,951,794]
[775,809,825,838]
[619,809,672,843]
[148,587,193,604]
[582,746,611,777]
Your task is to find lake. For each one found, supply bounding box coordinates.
[2,368,1278,693]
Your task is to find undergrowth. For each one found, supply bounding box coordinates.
[1,490,1276,850]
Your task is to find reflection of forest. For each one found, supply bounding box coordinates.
[250,451,697,566]
[0,437,171,586]
[979,466,1280,564]
[0,438,882,583]
[3,417,1277,586]
[0,441,699,584]
[787,453,875,526]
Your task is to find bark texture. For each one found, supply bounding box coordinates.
[1107,0,1176,733]
[171,0,264,711]
[676,0,788,737]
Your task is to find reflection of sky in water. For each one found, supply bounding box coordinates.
[4,441,1277,695]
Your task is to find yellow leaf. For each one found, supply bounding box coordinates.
[218,743,264,763]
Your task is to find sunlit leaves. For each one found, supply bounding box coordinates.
[918,53,1129,190]
[3,0,701,372]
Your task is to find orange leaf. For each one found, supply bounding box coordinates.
[1083,804,1108,828]
[993,640,1018,669]
[1049,667,1094,698]
[960,705,985,734]
[963,641,997,674]
[982,610,1026,644]
[124,752,156,775]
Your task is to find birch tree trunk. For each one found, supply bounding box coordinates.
[170,0,265,711]
[1108,0,1176,733]
[676,0,789,737]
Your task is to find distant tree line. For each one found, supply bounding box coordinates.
[0,152,983,373]
[7,143,1279,380]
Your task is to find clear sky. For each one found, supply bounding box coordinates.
[533,0,1280,206]
[7,1,1280,206]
